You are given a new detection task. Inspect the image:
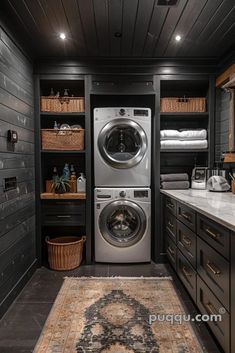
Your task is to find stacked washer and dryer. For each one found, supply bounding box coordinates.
[94,107,151,263]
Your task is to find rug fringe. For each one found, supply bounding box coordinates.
[63,276,172,280]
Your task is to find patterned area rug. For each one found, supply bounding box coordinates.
[33,277,204,353]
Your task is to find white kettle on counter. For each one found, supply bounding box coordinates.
[77,173,86,192]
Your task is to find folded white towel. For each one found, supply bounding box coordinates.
[161,140,208,149]
[160,129,207,140]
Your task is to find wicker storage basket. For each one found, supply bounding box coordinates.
[41,129,85,150]
[46,236,86,270]
[41,96,85,113]
[161,97,206,112]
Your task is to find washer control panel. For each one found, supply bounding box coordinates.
[95,188,151,202]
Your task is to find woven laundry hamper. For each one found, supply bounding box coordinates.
[46,236,86,270]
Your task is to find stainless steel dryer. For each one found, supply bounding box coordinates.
[94,107,151,187]
[95,188,151,263]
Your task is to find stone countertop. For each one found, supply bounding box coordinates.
[160,189,235,232]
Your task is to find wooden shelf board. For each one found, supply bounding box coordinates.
[40,112,85,116]
[160,112,208,116]
[161,149,208,153]
[41,150,85,154]
[40,192,86,200]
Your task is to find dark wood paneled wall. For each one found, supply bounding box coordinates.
[35,58,217,76]
[0,25,36,318]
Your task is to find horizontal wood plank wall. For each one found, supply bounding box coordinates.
[0,26,36,317]
[35,58,217,76]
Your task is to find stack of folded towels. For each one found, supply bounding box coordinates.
[160,129,207,149]
[160,173,190,190]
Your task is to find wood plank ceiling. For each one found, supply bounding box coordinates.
[1,0,235,58]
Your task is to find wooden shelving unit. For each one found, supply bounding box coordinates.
[40,192,86,200]
[36,78,88,266]
[160,76,214,177]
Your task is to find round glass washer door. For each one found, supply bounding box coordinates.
[98,119,147,169]
[99,200,146,248]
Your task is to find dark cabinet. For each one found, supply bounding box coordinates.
[165,196,177,216]
[166,235,177,271]
[163,194,233,353]
[197,237,230,311]
[42,200,85,226]
[197,276,230,353]
[197,214,230,259]
[177,220,196,268]
[177,250,197,302]
[177,202,196,232]
[165,210,177,242]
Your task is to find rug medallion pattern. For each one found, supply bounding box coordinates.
[33,278,205,353]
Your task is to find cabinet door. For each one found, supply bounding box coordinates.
[177,202,196,232]
[166,235,177,271]
[165,196,177,216]
[197,237,229,311]
[197,276,230,353]
[177,250,197,303]
[177,220,196,268]
[197,214,230,260]
[165,210,177,243]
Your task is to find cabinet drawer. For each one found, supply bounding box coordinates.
[177,220,196,268]
[42,200,85,226]
[165,210,177,243]
[177,202,196,232]
[166,235,177,271]
[177,250,197,302]
[197,276,230,353]
[197,214,230,260]
[165,196,177,216]
[42,200,85,215]
[42,213,85,226]
[197,237,229,311]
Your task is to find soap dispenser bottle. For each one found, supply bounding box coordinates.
[77,173,86,193]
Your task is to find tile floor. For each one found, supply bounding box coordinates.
[0,263,222,353]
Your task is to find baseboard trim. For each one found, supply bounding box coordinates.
[0,259,38,319]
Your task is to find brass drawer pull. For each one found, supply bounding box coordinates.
[182,235,192,246]
[181,211,191,221]
[182,266,192,277]
[167,246,175,256]
[167,221,174,229]
[205,227,219,240]
[205,302,218,316]
[167,202,174,209]
[206,261,221,275]
[56,215,72,218]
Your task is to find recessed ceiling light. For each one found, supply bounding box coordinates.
[59,33,66,40]
[175,35,181,42]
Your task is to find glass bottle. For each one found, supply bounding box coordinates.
[52,167,58,181]
[63,163,70,180]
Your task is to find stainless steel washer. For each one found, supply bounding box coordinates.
[95,188,151,263]
[94,108,151,187]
